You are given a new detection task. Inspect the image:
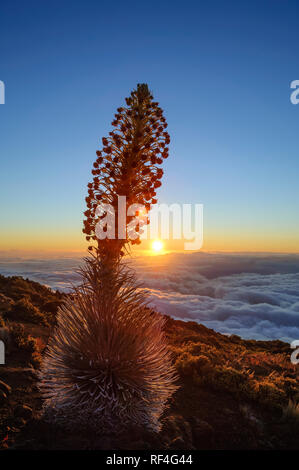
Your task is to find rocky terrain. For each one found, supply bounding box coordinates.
[0,274,298,450]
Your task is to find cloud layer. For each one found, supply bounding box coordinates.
[1,252,299,342]
[134,253,299,342]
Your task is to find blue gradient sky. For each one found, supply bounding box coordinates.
[0,0,298,253]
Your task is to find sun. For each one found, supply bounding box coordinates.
[152,240,164,253]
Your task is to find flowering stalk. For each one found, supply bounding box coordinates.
[83,83,170,261]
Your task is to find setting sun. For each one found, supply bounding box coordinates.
[152,240,164,253]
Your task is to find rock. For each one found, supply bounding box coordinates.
[192,419,215,442]
[142,431,162,448]
[23,367,37,380]
[0,390,8,403]
[130,440,147,450]
[141,441,152,450]
[0,379,11,394]
[14,405,33,420]
[163,414,193,445]
[223,408,235,416]
[0,294,14,313]
[12,439,37,450]
[98,437,113,450]
[14,417,27,427]
[248,414,263,430]
[169,437,186,449]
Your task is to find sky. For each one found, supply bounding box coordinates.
[0,0,299,254]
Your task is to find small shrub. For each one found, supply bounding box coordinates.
[282,400,299,424]
[175,353,211,378]
[252,379,286,408]
[10,323,42,368]
[0,293,14,314]
[41,300,61,324]
[9,297,48,326]
[207,366,252,398]
[10,323,35,352]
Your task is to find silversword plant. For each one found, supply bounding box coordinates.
[39,84,177,433]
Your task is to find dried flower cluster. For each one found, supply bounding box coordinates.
[39,258,177,432]
[83,83,170,260]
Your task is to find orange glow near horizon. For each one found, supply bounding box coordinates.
[0,227,299,256]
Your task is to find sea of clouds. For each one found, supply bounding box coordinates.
[0,252,299,343]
